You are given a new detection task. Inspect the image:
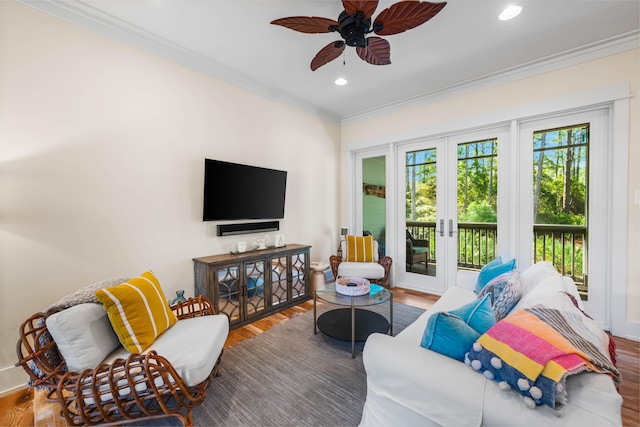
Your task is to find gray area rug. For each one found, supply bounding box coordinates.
[193,301,425,427]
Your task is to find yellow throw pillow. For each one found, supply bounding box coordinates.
[95,271,177,354]
[345,235,376,262]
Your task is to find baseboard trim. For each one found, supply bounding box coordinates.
[624,320,640,342]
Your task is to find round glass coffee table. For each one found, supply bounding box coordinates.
[314,282,393,358]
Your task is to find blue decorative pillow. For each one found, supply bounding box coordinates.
[449,293,496,335]
[420,312,481,362]
[478,270,523,320]
[475,258,516,293]
[483,256,503,270]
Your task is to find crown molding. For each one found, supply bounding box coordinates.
[19,0,343,125]
[19,1,639,127]
[341,31,639,126]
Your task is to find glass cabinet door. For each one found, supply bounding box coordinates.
[244,260,267,320]
[216,264,242,323]
[290,251,308,300]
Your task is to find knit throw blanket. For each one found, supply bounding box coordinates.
[466,305,620,409]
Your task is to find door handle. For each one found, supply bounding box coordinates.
[448,219,458,237]
[435,219,444,237]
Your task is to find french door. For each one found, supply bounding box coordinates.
[396,128,510,294]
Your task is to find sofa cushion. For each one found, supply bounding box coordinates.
[337,261,384,279]
[420,312,481,361]
[104,314,229,387]
[449,293,496,334]
[345,235,375,262]
[95,271,177,354]
[478,270,523,320]
[46,303,122,373]
[475,258,516,293]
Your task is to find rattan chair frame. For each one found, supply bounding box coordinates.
[16,296,223,426]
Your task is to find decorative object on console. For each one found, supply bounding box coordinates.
[275,234,285,247]
[171,290,187,305]
[237,241,247,253]
[335,277,370,296]
[252,235,269,250]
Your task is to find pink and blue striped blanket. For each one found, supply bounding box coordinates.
[466,304,620,409]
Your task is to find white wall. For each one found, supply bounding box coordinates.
[0,2,341,392]
[341,49,640,337]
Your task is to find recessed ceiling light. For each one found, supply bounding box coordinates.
[335,77,348,86]
[499,5,522,21]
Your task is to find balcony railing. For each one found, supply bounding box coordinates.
[406,221,587,291]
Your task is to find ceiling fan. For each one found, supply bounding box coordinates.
[271,0,447,71]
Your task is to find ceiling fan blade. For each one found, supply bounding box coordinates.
[271,16,339,33]
[356,37,390,66]
[311,41,346,71]
[342,0,379,18]
[374,1,446,36]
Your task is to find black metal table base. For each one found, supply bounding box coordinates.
[317,308,389,342]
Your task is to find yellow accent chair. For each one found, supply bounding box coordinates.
[329,236,392,286]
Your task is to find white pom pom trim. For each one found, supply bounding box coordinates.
[530,386,542,400]
[472,342,482,352]
[490,357,503,369]
[517,378,530,391]
[523,396,536,409]
[483,371,495,380]
[471,360,482,371]
[498,381,511,391]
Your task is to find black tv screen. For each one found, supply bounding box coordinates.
[203,159,287,221]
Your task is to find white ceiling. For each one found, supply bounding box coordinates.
[22,1,640,124]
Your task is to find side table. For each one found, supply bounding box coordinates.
[314,283,392,358]
[310,262,329,296]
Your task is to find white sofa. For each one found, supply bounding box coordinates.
[360,262,623,427]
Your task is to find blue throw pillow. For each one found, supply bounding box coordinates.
[475,258,516,293]
[449,293,496,335]
[420,312,481,362]
[484,256,503,269]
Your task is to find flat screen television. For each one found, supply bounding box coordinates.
[203,159,287,221]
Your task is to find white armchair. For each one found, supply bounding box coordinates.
[329,239,392,286]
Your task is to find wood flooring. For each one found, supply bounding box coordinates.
[1,287,637,426]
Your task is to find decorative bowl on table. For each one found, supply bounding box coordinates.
[335,277,370,296]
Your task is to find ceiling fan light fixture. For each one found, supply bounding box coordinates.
[335,77,348,86]
[499,5,522,21]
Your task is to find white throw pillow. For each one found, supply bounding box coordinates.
[510,274,567,314]
[520,261,559,294]
[46,303,122,373]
